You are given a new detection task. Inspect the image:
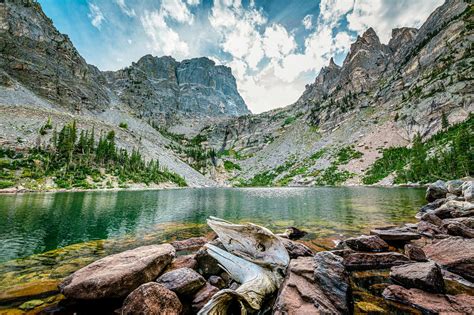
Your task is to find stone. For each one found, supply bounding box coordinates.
[426,180,448,202]
[404,244,427,262]
[59,244,175,299]
[343,252,410,270]
[382,285,474,314]
[417,220,444,237]
[171,237,208,252]
[191,283,219,312]
[355,301,384,313]
[167,254,198,271]
[343,235,389,252]
[19,299,44,311]
[156,267,206,296]
[423,237,474,281]
[280,238,313,258]
[447,180,464,196]
[462,181,473,202]
[370,227,421,242]
[208,275,226,289]
[313,251,352,314]
[419,198,447,215]
[420,212,443,226]
[390,262,445,293]
[282,227,308,240]
[273,257,339,314]
[195,246,222,277]
[444,222,474,238]
[121,283,183,315]
[433,200,474,219]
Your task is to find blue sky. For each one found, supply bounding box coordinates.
[38,0,443,113]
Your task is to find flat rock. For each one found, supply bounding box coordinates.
[370,227,420,242]
[59,244,175,299]
[423,237,474,281]
[420,212,443,226]
[404,244,427,262]
[191,283,219,312]
[382,285,474,314]
[280,238,313,258]
[121,282,183,315]
[343,252,410,270]
[166,254,198,271]
[426,180,448,202]
[444,222,474,238]
[390,262,445,293]
[157,267,206,296]
[171,237,208,252]
[343,235,389,252]
[417,221,444,237]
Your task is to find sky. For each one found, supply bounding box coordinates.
[38,0,444,114]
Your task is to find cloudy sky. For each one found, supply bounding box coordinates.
[38,0,443,113]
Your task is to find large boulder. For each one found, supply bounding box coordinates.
[166,254,198,271]
[418,198,446,216]
[417,220,444,237]
[280,238,313,258]
[273,257,339,314]
[423,237,474,281]
[420,212,443,226]
[60,244,175,299]
[462,181,473,202]
[444,222,474,238]
[426,180,448,202]
[121,283,183,315]
[370,227,420,242]
[157,267,206,296]
[343,235,389,252]
[432,200,474,219]
[343,252,410,270]
[447,180,464,196]
[390,262,445,293]
[382,285,474,314]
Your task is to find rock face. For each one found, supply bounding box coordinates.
[382,285,474,314]
[59,244,175,299]
[343,235,389,252]
[121,283,183,315]
[273,254,351,314]
[105,55,250,120]
[423,237,474,281]
[156,267,206,296]
[343,252,410,270]
[390,262,445,293]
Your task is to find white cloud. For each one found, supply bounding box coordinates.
[88,3,105,29]
[187,0,200,5]
[263,24,297,60]
[115,0,135,17]
[347,0,444,43]
[161,0,194,24]
[302,14,313,30]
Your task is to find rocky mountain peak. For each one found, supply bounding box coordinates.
[327,57,339,70]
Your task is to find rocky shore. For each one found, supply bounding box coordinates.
[34,179,473,314]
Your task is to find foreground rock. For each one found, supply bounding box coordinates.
[432,200,474,219]
[121,283,183,315]
[370,227,420,243]
[423,237,474,281]
[343,252,410,270]
[60,244,175,299]
[390,262,445,293]
[273,254,351,314]
[156,267,206,296]
[166,254,198,271]
[404,244,427,262]
[191,283,219,312]
[343,235,389,252]
[171,237,208,252]
[426,180,448,202]
[280,238,313,258]
[383,285,474,314]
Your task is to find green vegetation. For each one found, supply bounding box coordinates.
[238,160,295,187]
[224,160,241,171]
[282,116,296,127]
[363,114,473,184]
[119,122,128,129]
[315,166,353,186]
[336,146,363,164]
[0,120,186,190]
[309,149,326,160]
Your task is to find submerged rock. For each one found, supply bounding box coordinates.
[121,283,183,315]
[59,244,175,299]
[343,252,410,270]
[343,235,389,252]
[423,237,474,281]
[426,180,448,202]
[382,285,474,314]
[156,267,206,296]
[390,262,445,293]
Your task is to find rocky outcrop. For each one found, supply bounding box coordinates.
[390,262,445,293]
[121,283,183,315]
[426,180,448,202]
[59,244,175,299]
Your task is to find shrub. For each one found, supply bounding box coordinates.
[119,122,128,129]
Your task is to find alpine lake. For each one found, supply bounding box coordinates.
[0,187,427,314]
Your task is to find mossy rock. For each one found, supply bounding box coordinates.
[19,299,45,310]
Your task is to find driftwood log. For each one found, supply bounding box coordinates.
[198,217,290,314]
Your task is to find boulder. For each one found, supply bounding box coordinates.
[313,252,352,314]
[273,257,339,314]
[423,237,474,281]
[382,285,474,314]
[417,221,444,237]
[167,254,198,271]
[343,252,410,270]
[208,275,226,289]
[191,283,219,312]
[156,267,206,296]
[280,238,313,258]
[59,244,175,299]
[404,244,427,262]
[390,262,445,293]
[171,237,208,252]
[433,200,474,219]
[370,227,421,242]
[195,240,224,277]
[420,212,443,226]
[447,180,464,196]
[444,222,474,238]
[418,198,446,216]
[121,283,183,315]
[426,180,447,202]
[343,235,389,252]
[462,181,473,202]
[282,227,308,240]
